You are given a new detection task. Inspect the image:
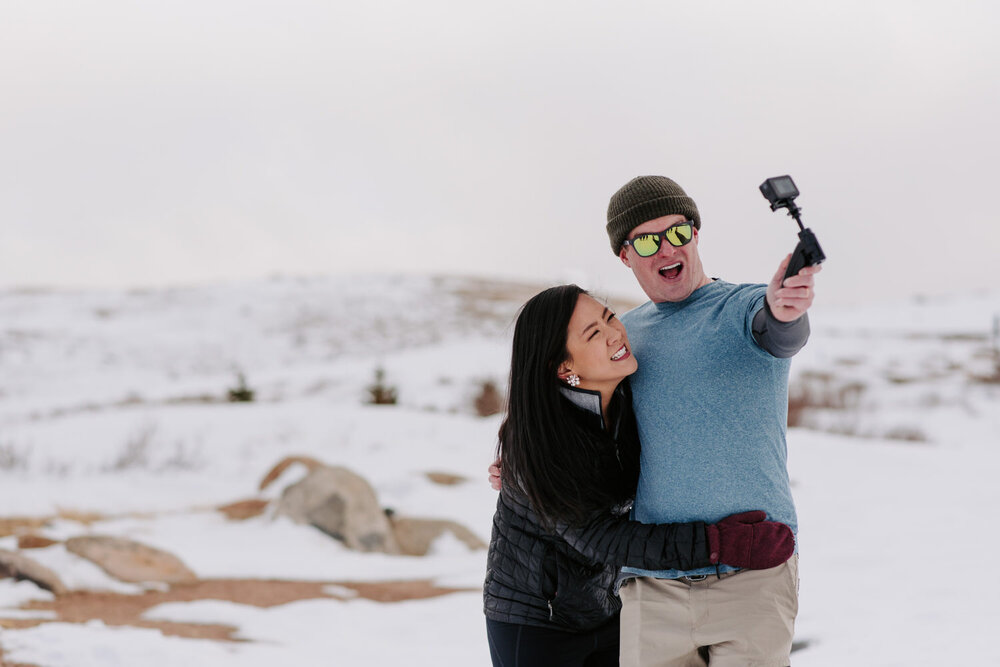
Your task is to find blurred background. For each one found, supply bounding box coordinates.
[2,0,998,304]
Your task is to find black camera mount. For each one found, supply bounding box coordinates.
[759,175,825,284]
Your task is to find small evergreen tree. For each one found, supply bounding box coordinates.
[993,314,1000,379]
[367,367,398,405]
[227,372,255,402]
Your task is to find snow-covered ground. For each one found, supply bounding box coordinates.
[1,275,998,666]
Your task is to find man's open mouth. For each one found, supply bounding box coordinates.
[659,262,683,280]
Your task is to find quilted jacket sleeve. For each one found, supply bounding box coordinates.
[503,489,711,571]
[551,509,711,571]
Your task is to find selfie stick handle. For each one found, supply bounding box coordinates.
[782,203,826,283]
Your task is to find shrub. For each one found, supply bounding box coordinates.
[883,426,929,443]
[787,371,866,427]
[0,443,30,471]
[367,367,398,405]
[473,380,504,417]
[228,372,255,402]
[158,441,205,472]
[108,425,155,471]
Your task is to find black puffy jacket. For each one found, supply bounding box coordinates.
[483,384,712,632]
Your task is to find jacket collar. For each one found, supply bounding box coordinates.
[558,384,603,416]
[558,382,628,436]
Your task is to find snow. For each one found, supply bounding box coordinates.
[790,430,999,665]
[1,275,998,665]
[9,544,146,595]
[0,581,54,612]
[2,596,494,666]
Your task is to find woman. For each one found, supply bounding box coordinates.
[483,285,793,666]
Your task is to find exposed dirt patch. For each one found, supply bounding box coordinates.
[53,509,106,525]
[0,519,48,539]
[1,497,270,542]
[0,510,109,539]
[2,578,473,644]
[216,499,269,521]
[425,471,467,486]
[337,579,471,602]
[16,535,59,550]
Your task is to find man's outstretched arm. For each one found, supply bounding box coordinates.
[754,254,822,357]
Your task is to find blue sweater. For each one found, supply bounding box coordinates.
[621,280,797,579]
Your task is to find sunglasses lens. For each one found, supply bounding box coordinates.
[631,234,661,257]
[665,223,693,247]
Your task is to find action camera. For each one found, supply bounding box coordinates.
[759,175,826,283]
[759,176,800,211]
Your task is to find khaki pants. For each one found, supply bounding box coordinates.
[619,555,799,667]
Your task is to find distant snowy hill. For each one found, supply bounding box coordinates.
[0,275,544,419]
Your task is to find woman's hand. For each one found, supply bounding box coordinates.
[488,458,502,491]
[706,511,794,569]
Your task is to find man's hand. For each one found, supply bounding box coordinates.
[488,458,502,491]
[766,254,822,322]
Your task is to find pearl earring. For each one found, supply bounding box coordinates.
[566,374,581,387]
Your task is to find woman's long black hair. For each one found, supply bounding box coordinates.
[497,284,639,527]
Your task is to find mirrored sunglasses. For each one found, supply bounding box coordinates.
[622,221,694,257]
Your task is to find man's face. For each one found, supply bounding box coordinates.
[618,214,711,303]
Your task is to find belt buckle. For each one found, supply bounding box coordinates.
[683,574,708,582]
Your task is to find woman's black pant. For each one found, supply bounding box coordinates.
[486,617,620,667]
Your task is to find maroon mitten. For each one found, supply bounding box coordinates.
[706,510,794,569]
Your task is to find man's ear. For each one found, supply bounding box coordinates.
[619,247,631,268]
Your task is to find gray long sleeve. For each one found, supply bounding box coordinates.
[752,303,810,358]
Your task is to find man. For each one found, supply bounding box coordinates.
[606,175,820,667]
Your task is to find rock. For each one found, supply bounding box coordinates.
[259,457,482,557]
[271,463,399,554]
[0,549,68,595]
[389,517,487,556]
[65,536,197,585]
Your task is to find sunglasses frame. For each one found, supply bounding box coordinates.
[622,221,695,257]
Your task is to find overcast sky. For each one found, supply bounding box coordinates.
[2,0,998,306]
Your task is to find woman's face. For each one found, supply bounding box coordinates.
[559,294,638,394]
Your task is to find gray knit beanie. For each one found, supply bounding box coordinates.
[606,176,701,254]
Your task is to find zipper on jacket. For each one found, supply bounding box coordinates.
[547,598,554,621]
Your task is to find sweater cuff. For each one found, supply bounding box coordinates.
[752,304,810,358]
